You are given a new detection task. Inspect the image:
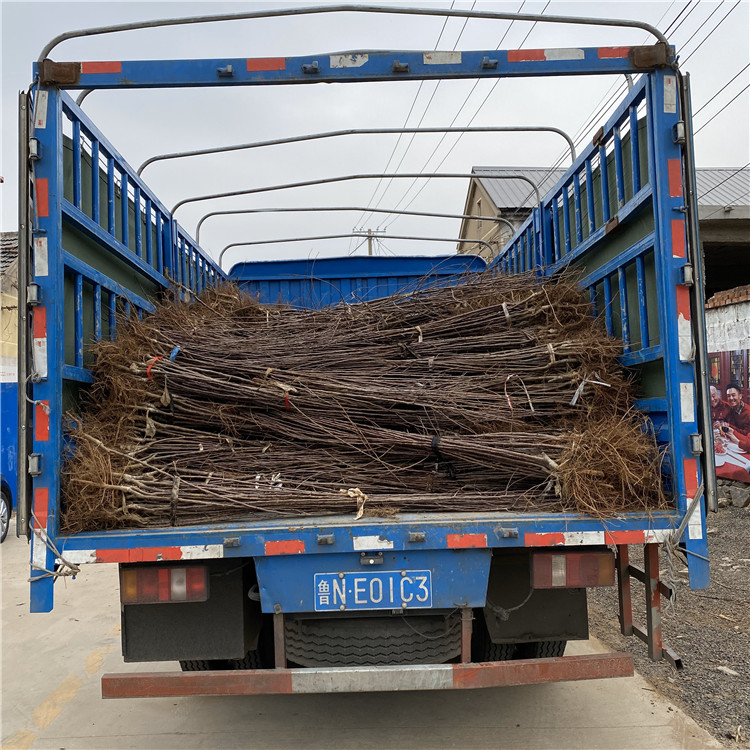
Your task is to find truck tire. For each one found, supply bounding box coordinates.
[285,614,462,667]
[179,659,228,671]
[527,640,567,658]
[484,641,517,660]
[229,650,262,669]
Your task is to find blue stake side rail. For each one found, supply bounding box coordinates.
[24,40,709,614]
[492,69,708,582]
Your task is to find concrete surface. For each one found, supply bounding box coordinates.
[1,518,721,750]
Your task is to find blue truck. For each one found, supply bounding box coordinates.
[17,7,714,697]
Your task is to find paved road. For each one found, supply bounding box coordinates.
[1,519,720,750]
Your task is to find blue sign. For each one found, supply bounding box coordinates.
[314,570,432,611]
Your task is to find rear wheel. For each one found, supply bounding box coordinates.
[229,650,262,670]
[517,640,567,658]
[0,491,10,543]
[179,659,229,671]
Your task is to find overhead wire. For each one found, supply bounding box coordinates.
[390,1,549,220]
[351,2,457,240]
[693,83,749,134]
[692,62,749,117]
[505,0,741,211]
[696,163,750,200]
[363,2,477,219]
[680,0,743,65]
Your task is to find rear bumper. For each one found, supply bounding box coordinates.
[102,652,633,698]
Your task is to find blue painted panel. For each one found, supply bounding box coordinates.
[255,548,492,613]
[230,255,487,308]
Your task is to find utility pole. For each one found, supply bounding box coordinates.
[367,229,373,256]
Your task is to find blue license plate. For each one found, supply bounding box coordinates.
[314,570,433,612]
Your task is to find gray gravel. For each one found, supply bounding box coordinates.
[589,501,750,748]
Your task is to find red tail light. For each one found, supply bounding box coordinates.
[532,550,615,589]
[120,566,209,604]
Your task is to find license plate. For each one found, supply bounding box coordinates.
[314,570,432,612]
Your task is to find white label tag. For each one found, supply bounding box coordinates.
[664,75,677,114]
[680,382,696,423]
[34,237,48,276]
[34,90,48,129]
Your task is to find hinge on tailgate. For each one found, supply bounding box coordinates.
[39,59,81,86]
[629,43,672,70]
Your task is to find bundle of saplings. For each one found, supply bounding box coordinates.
[60,270,666,532]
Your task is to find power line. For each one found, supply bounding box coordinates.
[394,1,551,216]
[665,0,700,36]
[692,62,749,117]
[501,0,734,211]
[697,163,750,200]
[362,1,477,221]
[351,3,457,241]
[694,83,749,134]
[680,0,743,65]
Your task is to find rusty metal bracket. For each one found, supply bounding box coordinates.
[592,126,605,148]
[615,544,683,670]
[460,608,473,663]
[39,59,80,86]
[629,43,671,70]
[605,216,620,234]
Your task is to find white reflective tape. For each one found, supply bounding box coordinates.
[644,529,672,543]
[688,503,703,540]
[544,48,585,61]
[179,544,224,559]
[677,314,693,362]
[353,535,394,551]
[34,91,48,129]
[664,75,677,114]
[62,549,97,565]
[291,664,452,693]
[562,531,605,545]
[680,383,696,423]
[32,535,47,570]
[33,337,48,379]
[329,54,368,68]
[34,237,48,276]
[423,51,461,65]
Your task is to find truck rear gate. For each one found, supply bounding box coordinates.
[18,6,711,694]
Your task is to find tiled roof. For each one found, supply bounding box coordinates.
[0,232,18,275]
[472,166,750,210]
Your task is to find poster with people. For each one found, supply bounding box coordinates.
[709,350,750,483]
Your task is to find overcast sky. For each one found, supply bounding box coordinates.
[1,1,749,264]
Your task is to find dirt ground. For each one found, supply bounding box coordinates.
[589,502,750,748]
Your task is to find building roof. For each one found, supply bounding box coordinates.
[471,166,750,211]
[0,232,18,275]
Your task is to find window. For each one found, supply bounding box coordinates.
[477,199,482,230]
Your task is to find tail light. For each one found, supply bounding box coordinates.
[120,565,209,604]
[532,550,615,589]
